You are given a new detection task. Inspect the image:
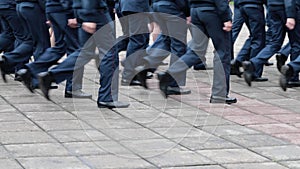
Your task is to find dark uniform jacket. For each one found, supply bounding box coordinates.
[268,0,295,18]
[120,0,150,13]
[189,0,232,22]
[75,0,108,23]
[153,0,190,17]
[0,0,16,9]
[45,0,74,18]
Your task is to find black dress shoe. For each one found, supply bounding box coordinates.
[135,66,150,89]
[193,63,207,70]
[230,60,242,78]
[16,69,34,93]
[253,77,268,82]
[210,96,237,104]
[157,72,173,98]
[65,90,92,98]
[0,57,7,83]
[276,53,287,72]
[166,86,191,95]
[279,65,294,91]
[264,61,274,66]
[121,78,142,86]
[97,101,130,109]
[14,73,22,82]
[38,72,55,100]
[287,81,300,88]
[242,61,254,86]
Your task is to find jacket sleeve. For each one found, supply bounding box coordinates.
[38,0,46,11]
[60,0,75,19]
[214,0,232,22]
[285,0,296,18]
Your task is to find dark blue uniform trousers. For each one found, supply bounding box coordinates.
[289,56,300,74]
[167,8,231,97]
[16,2,50,60]
[144,2,187,86]
[26,11,81,91]
[121,12,150,81]
[0,8,33,73]
[0,18,15,53]
[236,4,265,62]
[279,42,291,58]
[251,7,299,79]
[49,12,119,102]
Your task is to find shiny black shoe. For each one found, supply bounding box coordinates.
[264,61,274,66]
[230,60,242,78]
[157,72,173,98]
[0,57,7,83]
[38,72,55,100]
[135,66,150,89]
[97,101,130,109]
[242,61,254,86]
[280,65,294,91]
[287,81,300,88]
[16,69,34,93]
[65,90,92,98]
[193,63,207,70]
[121,78,142,86]
[166,86,191,95]
[253,77,268,82]
[276,53,287,72]
[210,96,237,104]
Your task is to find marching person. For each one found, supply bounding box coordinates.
[156,0,237,104]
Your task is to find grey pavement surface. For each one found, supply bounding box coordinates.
[0,15,300,169]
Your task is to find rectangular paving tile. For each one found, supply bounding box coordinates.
[63,142,108,156]
[179,115,235,127]
[202,125,261,136]
[223,162,288,169]
[136,117,190,128]
[274,133,300,145]
[87,118,142,129]
[162,166,225,169]
[222,134,289,147]
[5,143,70,157]
[267,114,300,124]
[280,160,300,169]
[152,127,212,139]
[164,108,209,117]
[80,154,154,169]
[252,145,300,161]
[24,111,76,121]
[0,146,10,159]
[242,106,294,115]
[0,112,27,122]
[0,131,55,144]
[120,138,183,154]
[0,121,40,132]
[0,159,23,169]
[93,140,136,155]
[0,105,18,113]
[100,128,162,141]
[18,157,90,169]
[248,123,300,134]
[14,104,64,112]
[48,130,110,143]
[197,149,268,164]
[201,107,253,116]
[145,149,214,168]
[35,120,91,131]
[176,136,240,150]
[224,115,279,125]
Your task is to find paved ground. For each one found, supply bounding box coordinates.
[1,16,300,169]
